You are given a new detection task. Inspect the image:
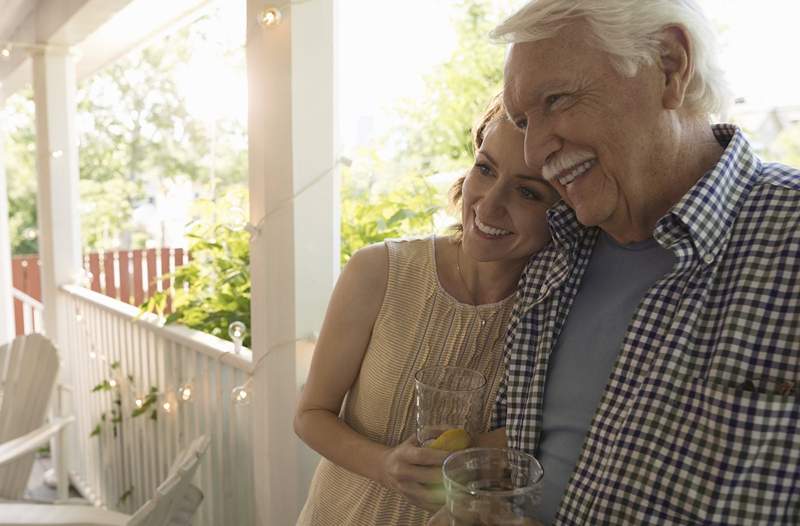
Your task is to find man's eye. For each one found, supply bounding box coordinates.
[545,94,563,106]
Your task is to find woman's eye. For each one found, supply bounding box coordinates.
[513,118,527,131]
[475,163,493,176]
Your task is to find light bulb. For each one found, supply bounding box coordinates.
[0,46,10,59]
[258,7,282,27]
[231,385,251,405]
[134,398,144,409]
[162,401,172,413]
[179,383,193,402]
[228,321,246,342]
[109,379,117,388]
[89,351,97,359]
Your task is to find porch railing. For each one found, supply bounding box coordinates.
[11,287,44,335]
[60,284,253,525]
[11,248,187,336]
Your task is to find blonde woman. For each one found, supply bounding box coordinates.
[294,94,559,525]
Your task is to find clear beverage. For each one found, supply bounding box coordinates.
[443,448,544,526]
[414,366,486,447]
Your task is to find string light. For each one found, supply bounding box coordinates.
[228,321,246,354]
[231,381,252,406]
[108,379,117,388]
[134,397,144,409]
[0,40,65,58]
[257,7,282,27]
[178,382,194,402]
[244,155,352,240]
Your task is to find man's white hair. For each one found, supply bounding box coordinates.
[491,0,731,116]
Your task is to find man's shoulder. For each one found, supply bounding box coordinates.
[742,160,800,218]
[756,160,800,191]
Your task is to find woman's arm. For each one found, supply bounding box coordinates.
[294,243,449,511]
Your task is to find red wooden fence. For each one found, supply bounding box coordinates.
[11,247,187,336]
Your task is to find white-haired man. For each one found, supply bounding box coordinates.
[448,1,800,525]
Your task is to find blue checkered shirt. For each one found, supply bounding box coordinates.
[494,125,800,524]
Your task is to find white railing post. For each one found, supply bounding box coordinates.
[247,0,337,522]
[0,94,15,344]
[32,48,82,492]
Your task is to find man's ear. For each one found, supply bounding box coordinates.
[659,25,694,110]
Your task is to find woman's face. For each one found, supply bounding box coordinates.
[460,119,559,264]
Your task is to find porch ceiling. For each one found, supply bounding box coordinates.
[0,0,210,100]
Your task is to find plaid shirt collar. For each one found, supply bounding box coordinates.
[518,123,760,308]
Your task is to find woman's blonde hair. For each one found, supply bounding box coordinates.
[449,92,507,242]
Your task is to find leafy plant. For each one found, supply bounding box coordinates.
[140,211,251,346]
[340,162,442,265]
[89,361,159,438]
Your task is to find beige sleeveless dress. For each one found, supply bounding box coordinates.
[297,237,516,525]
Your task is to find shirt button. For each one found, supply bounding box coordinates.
[703,253,714,264]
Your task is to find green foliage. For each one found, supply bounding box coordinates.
[340,0,510,261]
[90,362,159,438]
[340,152,442,264]
[3,8,247,254]
[117,487,134,507]
[768,122,800,167]
[3,91,38,254]
[131,386,159,419]
[140,203,251,346]
[393,0,508,174]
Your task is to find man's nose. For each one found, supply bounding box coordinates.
[524,118,561,170]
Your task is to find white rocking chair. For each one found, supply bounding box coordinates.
[0,434,210,526]
[0,334,74,502]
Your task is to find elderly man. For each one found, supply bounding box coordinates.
[457,1,800,525]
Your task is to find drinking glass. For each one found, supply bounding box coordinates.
[442,447,544,525]
[414,365,486,447]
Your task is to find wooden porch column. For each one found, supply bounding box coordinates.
[31,50,82,347]
[0,98,15,344]
[31,48,82,504]
[247,0,337,523]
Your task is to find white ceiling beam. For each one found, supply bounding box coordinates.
[0,0,210,98]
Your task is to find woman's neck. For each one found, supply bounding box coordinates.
[442,237,526,305]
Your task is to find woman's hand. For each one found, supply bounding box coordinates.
[380,435,451,512]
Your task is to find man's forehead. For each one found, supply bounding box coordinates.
[504,43,565,107]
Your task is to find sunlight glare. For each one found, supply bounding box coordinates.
[176,48,247,125]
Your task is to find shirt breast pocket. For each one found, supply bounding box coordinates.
[614,378,799,525]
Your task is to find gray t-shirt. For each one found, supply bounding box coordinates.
[534,232,677,525]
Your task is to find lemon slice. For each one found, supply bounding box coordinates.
[427,428,471,451]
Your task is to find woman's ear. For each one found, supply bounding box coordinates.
[659,25,694,110]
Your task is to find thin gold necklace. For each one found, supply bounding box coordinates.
[456,244,478,305]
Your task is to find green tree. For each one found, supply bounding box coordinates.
[140,196,251,346]
[340,0,510,262]
[3,91,38,254]
[395,0,508,174]
[77,12,247,250]
[3,8,247,255]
